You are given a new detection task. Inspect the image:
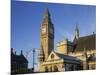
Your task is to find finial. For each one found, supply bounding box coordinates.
[76,23,79,30]
[11,48,13,53]
[74,22,79,40]
[44,6,50,17]
[45,4,49,12]
[46,6,49,11]
[93,32,95,34]
[21,50,23,55]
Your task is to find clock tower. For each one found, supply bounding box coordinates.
[39,8,54,62]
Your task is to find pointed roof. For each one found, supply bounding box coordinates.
[73,34,96,52]
[42,7,52,24]
[73,24,80,42]
[75,23,79,31]
[11,49,28,63]
[44,7,50,18]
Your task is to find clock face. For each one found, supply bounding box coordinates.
[50,28,53,34]
[42,27,46,33]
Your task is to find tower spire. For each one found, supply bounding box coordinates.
[43,7,52,24]
[75,23,79,40]
[45,7,50,17]
[40,7,54,62]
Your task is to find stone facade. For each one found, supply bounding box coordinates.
[38,8,96,72]
[39,51,82,72]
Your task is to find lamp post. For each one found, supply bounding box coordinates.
[25,48,39,73]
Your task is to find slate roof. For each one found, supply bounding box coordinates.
[11,50,28,63]
[73,34,96,52]
[87,55,96,62]
[55,52,81,64]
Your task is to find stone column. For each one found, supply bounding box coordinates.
[52,64,54,72]
[83,48,88,70]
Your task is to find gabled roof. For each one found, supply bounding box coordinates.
[42,8,53,26]
[73,34,96,52]
[12,54,28,63]
[46,51,81,64]
[11,50,28,63]
[46,51,61,61]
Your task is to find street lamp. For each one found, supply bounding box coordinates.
[25,48,39,73]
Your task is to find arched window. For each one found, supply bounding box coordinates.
[54,65,58,72]
[71,65,74,71]
[50,66,52,72]
[45,66,48,72]
[51,54,54,59]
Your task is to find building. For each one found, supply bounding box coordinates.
[56,38,73,55]
[69,26,96,70]
[40,51,82,72]
[11,48,28,74]
[39,8,54,65]
[56,27,96,70]
[38,8,95,72]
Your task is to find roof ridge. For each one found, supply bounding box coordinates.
[79,34,95,39]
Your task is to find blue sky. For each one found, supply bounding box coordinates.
[11,0,96,69]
